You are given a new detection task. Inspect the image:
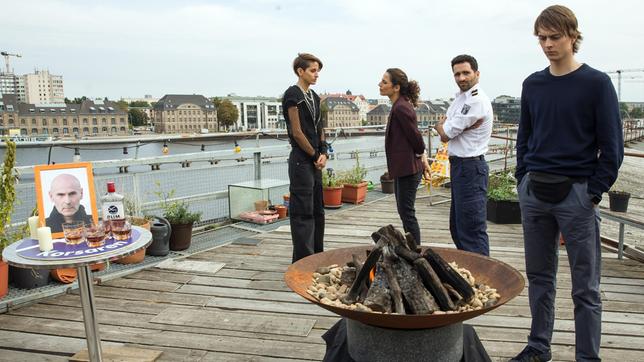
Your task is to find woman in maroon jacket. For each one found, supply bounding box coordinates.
[379,68,431,244]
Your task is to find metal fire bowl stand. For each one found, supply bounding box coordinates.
[285,245,525,330]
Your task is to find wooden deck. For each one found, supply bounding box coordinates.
[1,192,643,361]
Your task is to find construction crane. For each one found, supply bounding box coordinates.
[0,51,22,74]
[605,68,644,101]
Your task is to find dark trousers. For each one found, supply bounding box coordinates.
[449,157,489,256]
[518,174,602,361]
[288,151,325,263]
[394,171,422,245]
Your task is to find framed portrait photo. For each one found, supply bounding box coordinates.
[34,162,99,239]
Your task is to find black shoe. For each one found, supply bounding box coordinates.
[509,345,552,362]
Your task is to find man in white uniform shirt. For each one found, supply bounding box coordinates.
[436,54,493,256]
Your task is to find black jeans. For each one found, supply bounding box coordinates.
[288,150,325,263]
[394,171,422,245]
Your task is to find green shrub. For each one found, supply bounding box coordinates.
[338,153,368,186]
[0,138,18,252]
[488,169,518,201]
[322,168,342,188]
[154,184,202,225]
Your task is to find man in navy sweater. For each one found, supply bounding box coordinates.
[511,5,623,362]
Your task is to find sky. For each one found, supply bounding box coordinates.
[3,0,644,102]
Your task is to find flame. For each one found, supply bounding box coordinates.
[369,266,375,283]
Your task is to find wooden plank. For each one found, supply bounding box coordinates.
[0,314,325,360]
[188,275,287,292]
[200,351,313,361]
[100,278,181,292]
[0,349,70,362]
[205,296,337,317]
[150,306,316,337]
[177,284,303,303]
[0,329,124,355]
[155,259,226,274]
[70,347,163,362]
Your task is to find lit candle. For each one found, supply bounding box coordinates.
[28,216,40,240]
[37,226,53,252]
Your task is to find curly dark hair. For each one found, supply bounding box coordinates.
[386,68,420,107]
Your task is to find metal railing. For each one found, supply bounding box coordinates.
[9,144,390,228]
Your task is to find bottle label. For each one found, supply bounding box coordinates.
[102,201,125,220]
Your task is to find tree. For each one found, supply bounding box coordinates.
[115,100,129,112]
[64,96,87,104]
[129,101,150,108]
[128,109,149,127]
[212,98,238,131]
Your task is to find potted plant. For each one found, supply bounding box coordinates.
[156,187,201,251]
[1,138,18,297]
[487,169,521,224]
[380,171,394,194]
[114,195,153,264]
[338,154,369,204]
[608,177,630,212]
[322,168,343,209]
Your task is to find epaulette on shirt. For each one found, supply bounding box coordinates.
[470,89,479,97]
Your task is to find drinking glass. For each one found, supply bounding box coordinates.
[62,221,86,245]
[86,221,107,247]
[110,219,132,241]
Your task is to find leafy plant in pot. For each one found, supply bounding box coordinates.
[338,153,369,204]
[156,187,201,251]
[608,178,630,212]
[487,169,521,224]
[380,171,394,194]
[0,139,19,296]
[322,168,343,209]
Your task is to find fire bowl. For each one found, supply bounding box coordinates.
[285,245,525,330]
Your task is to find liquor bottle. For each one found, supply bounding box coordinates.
[101,182,125,221]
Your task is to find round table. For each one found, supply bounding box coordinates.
[2,226,152,362]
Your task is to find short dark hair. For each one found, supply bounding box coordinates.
[534,5,583,53]
[451,54,478,72]
[292,53,323,75]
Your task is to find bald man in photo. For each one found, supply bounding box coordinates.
[45,173,93,233]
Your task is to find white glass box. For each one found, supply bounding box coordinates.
[228,179,289,220]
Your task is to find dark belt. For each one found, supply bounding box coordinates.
[449,155,485,161]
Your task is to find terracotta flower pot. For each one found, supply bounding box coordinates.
[341,181,368,204]
[323,186,344,209]
[115,217,150,264]
[0,261,8,298]
[275,205,288,219]
[254,200,269,211]
[51,262,105,284]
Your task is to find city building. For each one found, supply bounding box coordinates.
[492,95,521,124]
[151,94,217,134]
[0,73,25,102]
[320,91,370,122]
[223,95,284,131]
[22,69,65,105]
[366,104,390,126]
[0,94,128,137]
[322,96,361,128]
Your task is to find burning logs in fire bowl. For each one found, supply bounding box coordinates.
[285,225,524,330]
[307,225,500,316]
